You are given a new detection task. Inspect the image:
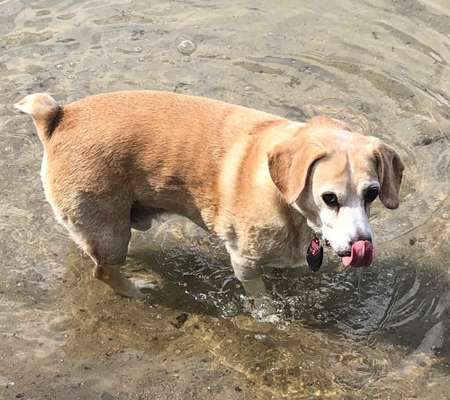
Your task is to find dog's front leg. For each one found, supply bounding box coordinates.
[226,245,266,297]
[240,277,267,297]
[227,246,281,319]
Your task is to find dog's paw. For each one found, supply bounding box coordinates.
[242,295,281,323]
[130,278,159,293]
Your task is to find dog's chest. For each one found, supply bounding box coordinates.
[242,219,313,269]
[264,230,311,269]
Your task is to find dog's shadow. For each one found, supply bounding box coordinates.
[126,223,242,318]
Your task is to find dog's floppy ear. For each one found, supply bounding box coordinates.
[374,142,404,209]
[268,139,326,204]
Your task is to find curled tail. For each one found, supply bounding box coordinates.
[14,93,63,143]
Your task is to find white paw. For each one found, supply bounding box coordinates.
[243,295,281,323]
[130,278,159,292]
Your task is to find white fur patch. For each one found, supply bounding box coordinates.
[14,93,57,117]
[40,151,63,223]
[14,95,35,114]
[41,151,89,252]
[320,201,373,253]
[287,121,306,130]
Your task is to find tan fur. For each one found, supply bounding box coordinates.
[267,129,327,203]
[15,90,404,298]
[374,142,404,209]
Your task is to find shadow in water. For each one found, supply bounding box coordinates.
[124,216,450,374]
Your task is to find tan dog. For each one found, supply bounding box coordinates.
[15,91,404,298]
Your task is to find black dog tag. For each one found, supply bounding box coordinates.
[306,237,323,272]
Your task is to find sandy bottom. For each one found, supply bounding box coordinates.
[1,0,450,399]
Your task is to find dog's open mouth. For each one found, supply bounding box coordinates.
[341,240,374,268]
[307,238,374,270]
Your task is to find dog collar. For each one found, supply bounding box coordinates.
[306,236,323,272]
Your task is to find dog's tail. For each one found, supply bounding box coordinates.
[14,93,63,143]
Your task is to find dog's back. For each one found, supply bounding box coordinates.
[15,90,284,228]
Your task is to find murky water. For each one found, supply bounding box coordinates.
[1,0,450,399]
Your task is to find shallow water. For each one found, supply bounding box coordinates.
[1,0,450,399]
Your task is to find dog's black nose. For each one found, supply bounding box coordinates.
[337,249,351,257]
[340,236,372,257]
[350,236,372,245]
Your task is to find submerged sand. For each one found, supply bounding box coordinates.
[1,0,450,399]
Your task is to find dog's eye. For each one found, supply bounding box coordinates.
[322,192,338,207]
[365,187,379,203]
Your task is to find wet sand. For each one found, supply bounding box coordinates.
[1,0,450,399]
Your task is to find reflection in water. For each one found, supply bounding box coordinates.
[1,0,450,398]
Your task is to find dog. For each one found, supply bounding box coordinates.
[15,91,404,298]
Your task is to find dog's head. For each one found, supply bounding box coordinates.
[268,116,404,266]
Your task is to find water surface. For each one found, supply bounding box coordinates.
[1,1,449,399]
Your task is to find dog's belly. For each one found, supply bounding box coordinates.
[130,202,165,231]
[132,189,215,232]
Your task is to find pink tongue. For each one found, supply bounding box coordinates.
[342,240,374,267]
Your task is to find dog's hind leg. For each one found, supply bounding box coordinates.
[63,204,146,298]
[88,226,145,298]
